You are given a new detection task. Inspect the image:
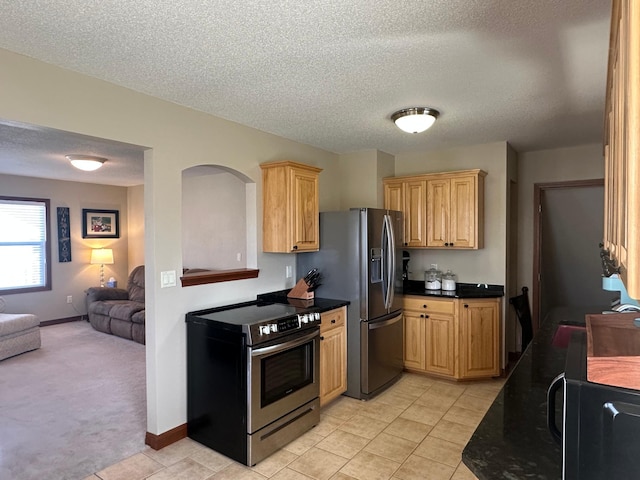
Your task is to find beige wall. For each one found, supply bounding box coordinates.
[0,174,130,319]
[516,144,605,308]
[127,184,145,270]
[181,170,248,270]
[0,47,340,435]
[338,150,396,210]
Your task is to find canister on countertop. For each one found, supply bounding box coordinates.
[424,264,442,290]
[442,270,457,291]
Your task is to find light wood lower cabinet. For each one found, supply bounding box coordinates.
[403,296,500,380]
[319,306,347,406]
[458,299,501,379]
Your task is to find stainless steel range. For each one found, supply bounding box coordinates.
[185,300,321,466]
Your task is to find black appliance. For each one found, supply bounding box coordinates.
[186,300,321,466]
[297,208,403,400]
[547,330,640,479]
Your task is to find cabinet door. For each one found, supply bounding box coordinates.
[449,175,477,248]
[290,167,320,252]
[319,326,347,406]
[426,178,450,248]
[424,313,456,377]
[405,180,426,247]
[458,299,500,379]
[403,310,425,371]
[384,181,404,212]
[320,307,347,406]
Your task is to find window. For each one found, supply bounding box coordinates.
[0,196,51,294]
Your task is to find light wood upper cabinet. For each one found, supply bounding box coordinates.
[603,0,640,298]
[319,306,347,406]
[261,161,322,253]
[402,295,500,380]
[384,169,486,249]
[384,178,425,247]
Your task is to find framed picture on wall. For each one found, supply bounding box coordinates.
[82,209,120,238]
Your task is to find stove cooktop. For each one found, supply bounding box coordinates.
[191,301,314,326]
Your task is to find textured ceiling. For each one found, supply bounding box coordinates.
[0,0,612,186]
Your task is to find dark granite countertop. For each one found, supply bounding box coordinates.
[462,305,608,480]
[403,280,504,298]
[257,290,349,312]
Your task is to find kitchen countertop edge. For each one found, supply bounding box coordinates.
[403,280,504,298]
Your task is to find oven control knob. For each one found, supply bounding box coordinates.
[300,314,309,324]
[314,312,321,321]
[269,324,278,332]
[259,325,270,335]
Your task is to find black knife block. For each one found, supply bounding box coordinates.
[287,278,315,299]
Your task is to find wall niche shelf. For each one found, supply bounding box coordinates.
[180,268,259,287]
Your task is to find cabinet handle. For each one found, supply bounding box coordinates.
[464,304,469,308]
[331,319,336,324]
[404,242,408,246]
[444,242,449,246]
[292,245,298,250]
[420,314,430,319]
[450,242,454,247]
[320,336,324,340]
[422,304,427,308]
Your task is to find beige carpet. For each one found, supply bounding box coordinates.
[0,321,146,480]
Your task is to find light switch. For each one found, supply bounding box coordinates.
[161,270,177,288]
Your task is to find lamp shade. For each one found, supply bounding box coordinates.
[391,107,440,133]
[90,248,114,265]
[66,155,107,171]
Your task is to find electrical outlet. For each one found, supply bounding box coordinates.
[285,265,292,278]
[66,295,73,304]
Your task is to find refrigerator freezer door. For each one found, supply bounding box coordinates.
[361,311,403,396]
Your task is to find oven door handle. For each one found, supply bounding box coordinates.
[251,329,318,357]
[547,372,564,445]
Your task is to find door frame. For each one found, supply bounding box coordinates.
[532,178,604,331]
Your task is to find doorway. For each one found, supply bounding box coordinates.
[532,179,611,329]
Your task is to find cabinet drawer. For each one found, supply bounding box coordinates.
[403,296,454,314]
[321,307,346,333]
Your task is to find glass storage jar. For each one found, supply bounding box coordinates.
[441,270,457,291]
[424,264,442,290]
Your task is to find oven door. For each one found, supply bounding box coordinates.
[248,327,320,433]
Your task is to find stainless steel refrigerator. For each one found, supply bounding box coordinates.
[297,208,404,400]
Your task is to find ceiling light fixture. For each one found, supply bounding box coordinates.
[391,107,440,134]
[66,154,107,171]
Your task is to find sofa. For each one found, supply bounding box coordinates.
[86,265,145,344]
[0,313,41,361]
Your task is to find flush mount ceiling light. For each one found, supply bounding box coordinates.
[391,107,440,134]
[66,154,107,171]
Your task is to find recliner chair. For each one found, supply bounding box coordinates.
[86,265,145,344]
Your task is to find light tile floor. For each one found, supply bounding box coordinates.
[85,373,504,480]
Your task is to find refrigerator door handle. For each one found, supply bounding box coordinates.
[382,214,396,310]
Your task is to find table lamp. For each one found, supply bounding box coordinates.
[91,248,114,287]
